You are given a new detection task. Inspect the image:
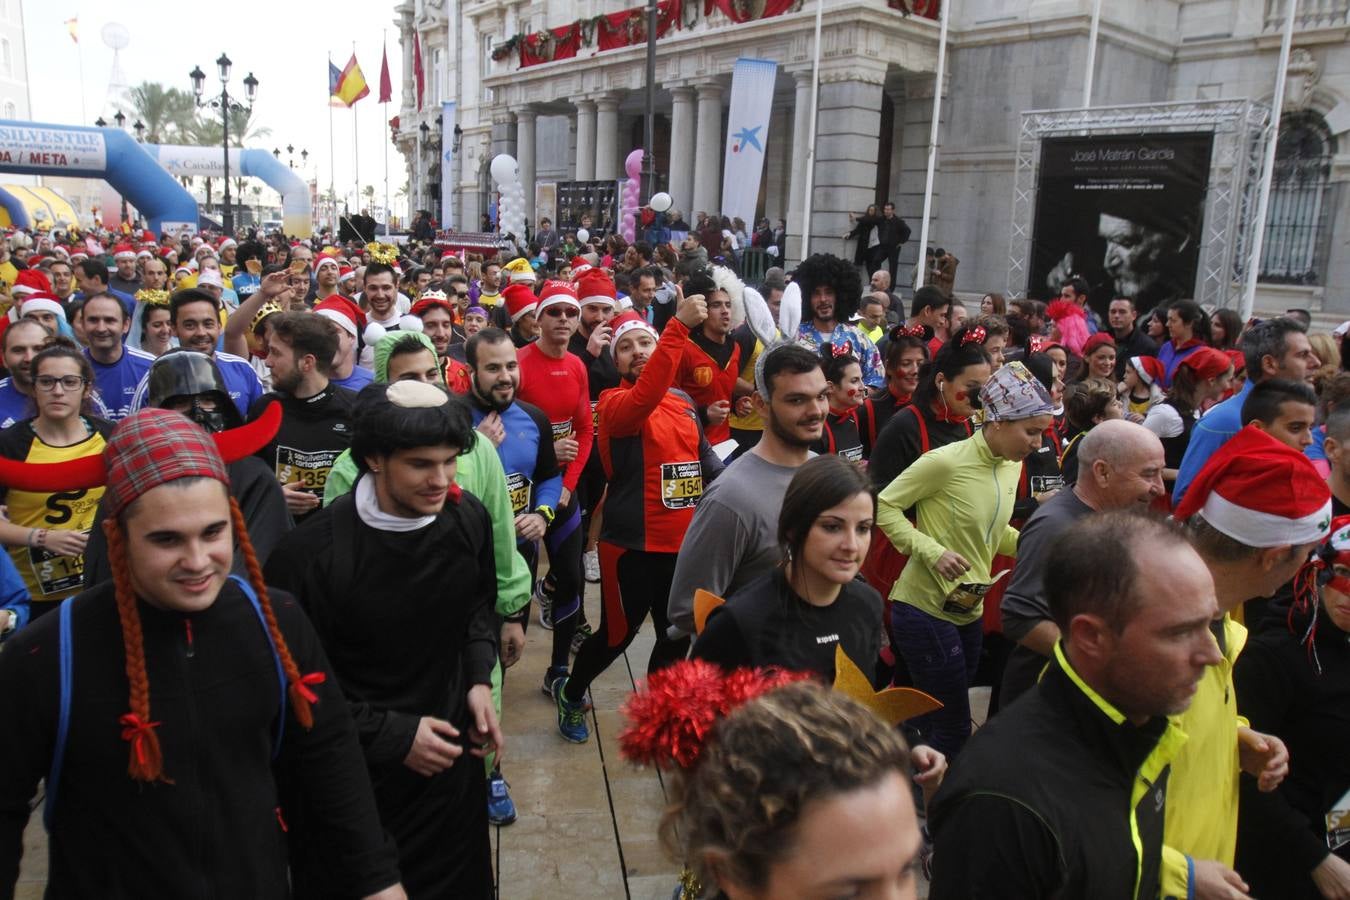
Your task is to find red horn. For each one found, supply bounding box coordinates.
[212,401,282,463]
[0,452,108,493]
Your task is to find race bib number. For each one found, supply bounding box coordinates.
[506,471,532,516]
[661,462,704,509]
[1029,473,1065,494]
[591,400,599,432]
[28,544,85,597]
[275,445,340,495]
[1328,788,1350,852]
[551,420,574,443]
[839,443,864,463]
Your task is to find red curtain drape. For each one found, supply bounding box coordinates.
[597,0,683,51]
[703,0,796,24]
[520,23,583,68]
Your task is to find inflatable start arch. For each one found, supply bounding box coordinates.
[146,145,312,238]
[0,121,198,235]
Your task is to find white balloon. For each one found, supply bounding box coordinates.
[490,154,520,185]
[576,228,590,243]
[649,192,673,213]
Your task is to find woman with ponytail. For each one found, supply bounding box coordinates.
[0,408,406,899]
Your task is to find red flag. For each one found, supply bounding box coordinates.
[412,35,424,111]
[379,45,392,104]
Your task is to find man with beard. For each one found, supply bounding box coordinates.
[266,381,503,898]
[131,288,264,419]
[250,312,358,522]
[411,291,469,389]
[667,343,827,639]
[82,293,155,420]
[0,319,52,429]
[108,243,141,296]
[794,252,884,389]
[674,268,752,447]
[314,295,376,393]
[464,326,560,819]
[311,255,342,304]
[358,263,404,369]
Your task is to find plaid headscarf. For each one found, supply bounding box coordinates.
[104,409,229,519]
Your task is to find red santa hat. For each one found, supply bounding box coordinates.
[535,279,579,317]
[217,237,237,252]
[569,256,594,280]
[576,270,617,310]
[609,310,658,358]
[68,247,89,262]
[51,245,70,259]
[411,292,456,320]
[314,255,340,275]
[1128,355,1166,386]
[20,293,67,322]
[338,264,355,283]
[141,229,156,244]
[1173,424,1332,548]
[440,249,461,262]
[112,243,137,261]
[158,247,177,261]
[11,268,52,296]
[314,295,367,339]
[136,248,154,260]
[503,283,538,323]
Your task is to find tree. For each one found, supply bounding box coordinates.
[124,82,196,144]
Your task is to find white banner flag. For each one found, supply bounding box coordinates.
[720,58,778,229]
[441,101,456,230]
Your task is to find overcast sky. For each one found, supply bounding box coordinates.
[22,0,407,207]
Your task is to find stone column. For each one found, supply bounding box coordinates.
[785,69,814,264]
[806,67,885,260]
[692,82,723,219]
[400,7,415,110]
[595,95,621,182]
[517,107,537,224]
[575,100,596,181]
[668,86,696,215]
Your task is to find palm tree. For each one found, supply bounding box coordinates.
[124,82,195,144]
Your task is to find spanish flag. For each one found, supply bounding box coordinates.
[329,54,370,108]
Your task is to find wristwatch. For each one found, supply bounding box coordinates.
[534,505,556,525]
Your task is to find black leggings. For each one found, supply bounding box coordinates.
[542,498,584,669]
[564,544,689,702]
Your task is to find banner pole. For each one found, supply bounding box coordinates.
[1082,0,1103,107]
[328,53,337,237]
[913,0,950,291]
[1241,0,1295,320]
[800,0,824,259]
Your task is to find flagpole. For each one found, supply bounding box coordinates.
[913,0,950,291]
[352,42,360,226]
[328,53,337,236]
[383,30,390,236]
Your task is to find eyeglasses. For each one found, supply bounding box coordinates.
[35,375,87,392]
[543,306,579,319]
[454,291,470,299]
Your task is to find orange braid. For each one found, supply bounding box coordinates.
[103,519,170,784]
[229,497,316,729]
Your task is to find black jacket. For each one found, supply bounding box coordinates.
[1112,326,1160,381]
[930,648,1185,900]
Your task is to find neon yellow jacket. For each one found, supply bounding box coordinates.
[1159,613,1248,899]
[876,428,1021,625]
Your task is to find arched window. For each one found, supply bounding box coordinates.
[2,101,14,119]
[1260,111,1334,284]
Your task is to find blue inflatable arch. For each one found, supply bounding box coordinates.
[0,121,199,235]
[146,144,312,238]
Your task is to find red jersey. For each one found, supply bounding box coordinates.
[516,342,593,492]
[674,331,741,444]
[598,318,720,553]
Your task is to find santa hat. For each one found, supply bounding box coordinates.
[569,256,594,280]
[20,293,66,322]
[536,279,580,316]
[338,264,355,283]
[314,255,340,275]
[1129,355,1166,386]
[1177,346,1233,381]
[314,295,367,339]
[440,249,461,262]
[218,237,237,252]
[196,269,224,289]
[51,245,70,259]
[576,270,617,309]
[159,247,177,261]
[112,243,137,261]
[411,293,456,320]
[136,249,153,260]
[141,230,156,244]
[502,257,536,284]
[68,248,89,262]
[1173,424,1331,548]
[610,310,658,358]
[12,268,52,296]
[503,283,538,323]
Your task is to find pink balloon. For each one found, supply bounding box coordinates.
[625,149,644,180]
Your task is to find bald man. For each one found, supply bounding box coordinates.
[998,420,1167,709]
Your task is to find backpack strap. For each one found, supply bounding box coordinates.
[228,574,287,760]
[44,599,75,832]
[910,404,931,454]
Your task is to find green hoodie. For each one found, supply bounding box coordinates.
[876,428,1021,625]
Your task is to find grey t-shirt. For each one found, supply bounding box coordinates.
[667,450,804,638]
[999,488,1094,708]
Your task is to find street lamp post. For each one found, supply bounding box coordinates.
[190,54,258,236]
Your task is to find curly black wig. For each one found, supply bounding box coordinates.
[793,253,863,326]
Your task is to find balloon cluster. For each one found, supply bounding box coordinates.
[620,149,643,244]
[490,153,527,248]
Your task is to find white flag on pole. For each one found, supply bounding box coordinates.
[720,58,778,229]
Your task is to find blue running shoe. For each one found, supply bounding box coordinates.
[554,676,590,743]
[542,665,570,699]
[535,580,555,630]
[487,770,517,826]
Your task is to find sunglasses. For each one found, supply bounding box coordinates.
[543,306,579,319]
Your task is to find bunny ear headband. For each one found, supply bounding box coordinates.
[744,280,803,397]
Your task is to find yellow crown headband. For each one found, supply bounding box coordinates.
[365,242,399,266]
[134,289,171,308]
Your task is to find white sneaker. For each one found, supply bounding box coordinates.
[583,548,600,583]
